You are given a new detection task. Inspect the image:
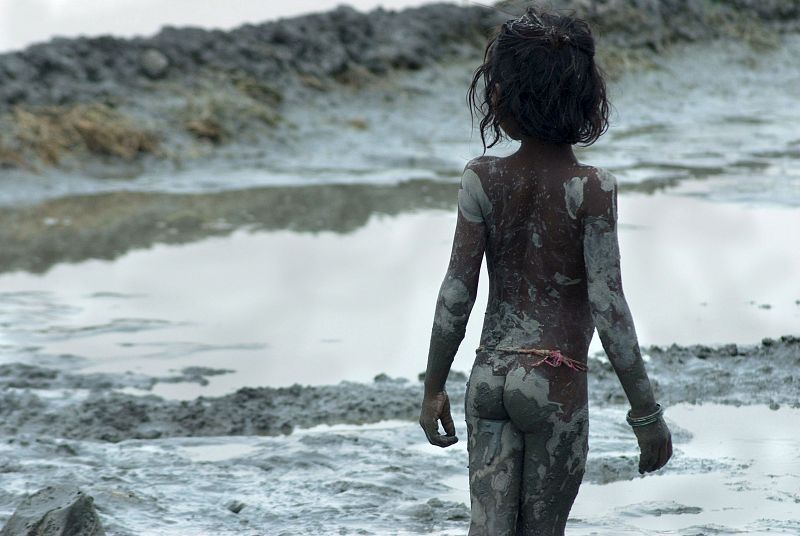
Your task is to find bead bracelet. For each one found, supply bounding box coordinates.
[626,403,664,427]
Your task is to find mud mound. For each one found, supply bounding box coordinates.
[0,1,798,173]
[0,337,797,442]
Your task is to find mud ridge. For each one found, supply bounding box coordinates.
[1,1,799,173]
[0,336,796,442]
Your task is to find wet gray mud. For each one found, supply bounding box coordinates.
[0,485,106,536]
[1,0,797,112]
[1,338,798,534]
[594,335,800,407]
[1,337,797,443]
[1,2,799,534]
[0,415,705,536]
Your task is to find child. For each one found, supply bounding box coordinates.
[419,6,672,535]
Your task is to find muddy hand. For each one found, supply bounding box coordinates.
[419,391,458,447]
[633,417,672,474]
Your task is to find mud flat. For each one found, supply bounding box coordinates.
[0,336,796,443]
[0,338,798,535]
[1,0,799,175]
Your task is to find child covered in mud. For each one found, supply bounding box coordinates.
[419,7,672,535]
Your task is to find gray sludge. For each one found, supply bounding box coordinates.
[0,337,797,443]
[0,486,105,536]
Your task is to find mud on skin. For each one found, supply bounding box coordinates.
[420,151,669,534]
[419,129,799,530]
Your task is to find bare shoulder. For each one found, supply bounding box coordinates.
[464,155,501,181]
[578,165,617,194]
[459,156,495,220]
[576,165,617,219]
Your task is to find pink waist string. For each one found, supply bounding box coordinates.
[477,346,588,372]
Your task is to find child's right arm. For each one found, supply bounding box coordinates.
[582,169,672,474]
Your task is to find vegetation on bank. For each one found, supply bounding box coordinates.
[0,104,159,171]
[0,0,796,173]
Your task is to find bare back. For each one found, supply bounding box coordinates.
[418,8,671,534]
[465,155,603,361]
[421,151,668,535]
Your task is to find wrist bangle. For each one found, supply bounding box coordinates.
[626,403,663,427]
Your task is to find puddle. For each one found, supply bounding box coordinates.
[443,404,800,535]
[0,192,797,397]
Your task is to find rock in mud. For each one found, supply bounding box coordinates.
[225,500,245,514]
[0,486,105,536]
[140,48,170,79]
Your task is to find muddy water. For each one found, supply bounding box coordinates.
[0,404,797,535]
[568,405,800,535]
[1,36,799,534]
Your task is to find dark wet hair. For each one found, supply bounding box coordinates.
[468,6,609,149]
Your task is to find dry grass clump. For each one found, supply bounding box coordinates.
[298,74,326,90]
[0,139,28,169]
[185,115,227,144]
[178,71,283,145]
[232,75,283,105]
[347,118,369,130]
[333,63,374,88]
[596,47,658,79]
[182,90,281,145]
[183,99,231,144]
[3,103,159,168]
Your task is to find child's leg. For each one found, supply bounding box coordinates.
[466,361,524,536]
[503,367,589,536]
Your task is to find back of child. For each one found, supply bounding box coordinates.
[419,6,673,535]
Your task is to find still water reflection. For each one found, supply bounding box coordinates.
[0,182,797,397]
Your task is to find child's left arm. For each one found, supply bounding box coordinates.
[419,167,487,448]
